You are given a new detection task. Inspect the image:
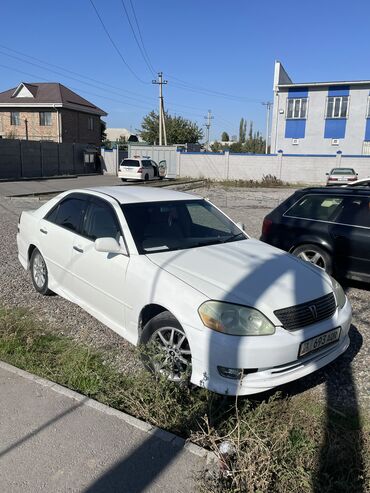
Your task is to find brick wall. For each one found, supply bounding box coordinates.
[0,109,58,141]
[61,109,101,146]
[0,108,102,146]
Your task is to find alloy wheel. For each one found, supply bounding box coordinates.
[297,249,326,269]
[149,326,191,382]
[33,252,47,288]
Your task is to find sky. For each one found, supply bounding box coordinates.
[1,0,370,142]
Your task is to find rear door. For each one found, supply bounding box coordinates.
[120,159,141,179]
[331,194,370,277]
[39,194,88,295]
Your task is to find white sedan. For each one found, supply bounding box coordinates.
[17,186,352,396]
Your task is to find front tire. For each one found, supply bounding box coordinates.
[140,311,192,383]
[292,243,332,274]
[30,249,53,295]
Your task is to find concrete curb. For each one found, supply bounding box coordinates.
[0,360,217,464]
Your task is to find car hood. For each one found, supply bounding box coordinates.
[147,239,333,324]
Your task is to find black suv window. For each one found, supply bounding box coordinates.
[336,196,370,228]
[82,200,121,240]
[285,195,344,222]
[46,198,87,233]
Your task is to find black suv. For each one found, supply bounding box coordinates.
[260,187,370,282]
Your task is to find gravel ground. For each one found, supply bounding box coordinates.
[0,186,368,412]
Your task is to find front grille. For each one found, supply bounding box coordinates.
[274,293,336,331]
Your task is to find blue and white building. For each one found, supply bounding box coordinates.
[271,61,370,155]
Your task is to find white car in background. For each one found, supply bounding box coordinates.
[118,157,166,182]
[17,186,352,396]
[326,167,358,186]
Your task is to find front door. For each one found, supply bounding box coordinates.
[68,196,130,336]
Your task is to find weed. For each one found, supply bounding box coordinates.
[0,306,368,492]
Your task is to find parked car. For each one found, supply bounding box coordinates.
[345,177,370,188]
[261,187,370,283]
[17,186,351,396]
[118,157,166,182]
[326,167,358,186]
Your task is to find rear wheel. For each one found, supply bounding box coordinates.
[140,312,192,383]
[144,174,149,182]
[30,249,53,295]
[292,244,332,274]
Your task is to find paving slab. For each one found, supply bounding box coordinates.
[0,363,204,493]
[0,175,123,197]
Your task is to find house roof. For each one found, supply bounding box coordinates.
[278,80,370,89]
[0,82,107,116]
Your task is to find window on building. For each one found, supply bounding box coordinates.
[286,98,307,119]
[326,96,349,118]
[88,116,94,131]
[39,111,52,126]
[10,112,20,126]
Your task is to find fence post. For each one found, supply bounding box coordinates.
[72,143,76,174]
[225,150,230,180]
[40,141,44,177]
[57,141,60,175]
[336,150,342,167]
[19,139,23,178]
[278,149,284,180]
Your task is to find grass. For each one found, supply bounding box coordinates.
[206,174,312,189]
[0,305,368,493]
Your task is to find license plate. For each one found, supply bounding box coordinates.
[124,167,133,171]
[299,327,341,357]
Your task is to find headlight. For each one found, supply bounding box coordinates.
[198,301,275,336]
[330,276,346,309]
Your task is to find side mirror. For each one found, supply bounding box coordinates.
[236,222,245,231]
[95,237,123,254]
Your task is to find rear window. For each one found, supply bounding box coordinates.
[46,198,87,233]
[331,168,355,175]
[285,195,344,221]
[121,159,140,167]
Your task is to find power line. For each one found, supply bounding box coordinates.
[0,63,152,111]
[128,0,156,73]
[89,0,148,84]
[167,74,264,103]
[119,0,155,76]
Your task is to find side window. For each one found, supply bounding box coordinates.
[187,202,229,233]
[45,198,86,233]
[82,200,121,240]
[142,160,152,168]
[285,195,344,221]
[335,197,370,228]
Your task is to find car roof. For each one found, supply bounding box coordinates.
[84,186,200,204]
[299,186,369,196]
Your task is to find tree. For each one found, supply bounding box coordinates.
[139,111,203,145]
[221,131,229,142]
[239,118,247,143]
[100,120,107,145]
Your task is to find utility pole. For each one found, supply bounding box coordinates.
[262,102,272,154]
[24,118,29,140]
[204,110,213,151]
[152,72,168,145]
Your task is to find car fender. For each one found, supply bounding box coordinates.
[289,235,333,254]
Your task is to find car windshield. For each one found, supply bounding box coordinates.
[122,199,246,254]
[331,168,355,175]
[121,159,140,167]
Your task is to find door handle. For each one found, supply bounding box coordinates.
[40,228,48,234]
[73,246,84,253]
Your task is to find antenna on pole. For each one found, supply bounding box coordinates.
[152,72,168,145]
[262,101,272,154]
[204,109,213,151]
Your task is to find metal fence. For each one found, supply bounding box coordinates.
[0,139,100,180]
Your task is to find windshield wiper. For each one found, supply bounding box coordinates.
[221,232,246,243]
